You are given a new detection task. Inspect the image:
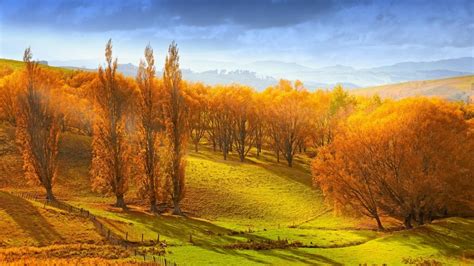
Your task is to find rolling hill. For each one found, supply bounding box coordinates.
[1,122,473,264]
[1,58,473,264]
[352,75,474,101]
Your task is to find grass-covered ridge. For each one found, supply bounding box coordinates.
[352,75,474,100]
[0,58,73,73]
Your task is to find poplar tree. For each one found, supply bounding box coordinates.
[136,44,163,213]
[91,39,135,209]
[162,41,188,215]
[16,48,62,201]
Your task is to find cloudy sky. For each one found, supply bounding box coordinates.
[0,0,473,69]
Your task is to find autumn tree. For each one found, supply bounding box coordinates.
[263,80,311,167]
[252,93,268,158]
[208,86,234,160]
[135,44,164,213]
[162,41,188,215]
[0,70,21,125]
[185,82,209,152]
[312,129,386,229]
[313,98,474,229]
[15,48,63,200]
[229,85,256,162]
[91,40,136,209]
[62,71,97,135]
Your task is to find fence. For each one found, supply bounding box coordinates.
[9,191,179,265]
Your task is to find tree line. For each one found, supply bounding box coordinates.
[0,40,472,226]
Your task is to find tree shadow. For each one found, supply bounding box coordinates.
[378,218,474,258]
[0,191,63,246]
[103,207,343,264]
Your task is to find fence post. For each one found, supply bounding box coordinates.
[141,233,144,243]
[107,229,110,239]
[157,233,160,243]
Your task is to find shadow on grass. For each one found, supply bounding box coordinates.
[0,191,63,245]
[378,218,474,258]
[103,207,343,265]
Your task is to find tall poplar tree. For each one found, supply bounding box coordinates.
[16,48,62,201]
[162,41,188,215]
[91,39,135,209]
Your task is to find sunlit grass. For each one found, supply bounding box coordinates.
[1,124,473,264]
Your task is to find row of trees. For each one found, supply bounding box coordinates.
[0,41,188,214]
[184,80,355,166]
[0,42,356,213]
[1,41,472,227]
[312,98,474,229]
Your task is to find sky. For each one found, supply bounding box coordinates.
[0,0,473,70]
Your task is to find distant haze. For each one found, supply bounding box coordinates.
[1,0,472,71]
[57,57,474,90]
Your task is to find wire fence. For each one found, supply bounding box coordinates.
[9,191,179,266]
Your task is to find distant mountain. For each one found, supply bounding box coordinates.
[113,64,349,90]
[351,75,474,101]
[243,60,314,76]
[117,63,139,77]
[181,69,278,89]
[52,57,474,90]
[269,57,474,87]
[369,57,474,73]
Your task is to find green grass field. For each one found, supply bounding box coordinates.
[1,123,473,264]
[0,58,73,73]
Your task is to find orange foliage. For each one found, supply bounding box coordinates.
[134,44,164,213]
[162,41,188,215]
[313,98,474,229]
[14,48,63,200]
[90,40,137,209]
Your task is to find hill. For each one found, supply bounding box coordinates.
[351,75,474,101]
[1,58,473,264]
[0,58,72,74]
[1,123,473,264]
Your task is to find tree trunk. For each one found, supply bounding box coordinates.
[404,213,413,229]
[115,194,127,209]
[149,194,158,213]
[375,215,384,230]
[45,187,55,201]
[418,210,425,225]
[194,142,199,153]
[172,198,183,216]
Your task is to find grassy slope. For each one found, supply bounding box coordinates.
[1,125,473,264]
[0,58,72,73]
[352,75,474,100]
[0,191,104,247]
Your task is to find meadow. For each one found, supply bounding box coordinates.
[1,124,473,264]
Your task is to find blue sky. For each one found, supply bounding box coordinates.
[0,0,473,69]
